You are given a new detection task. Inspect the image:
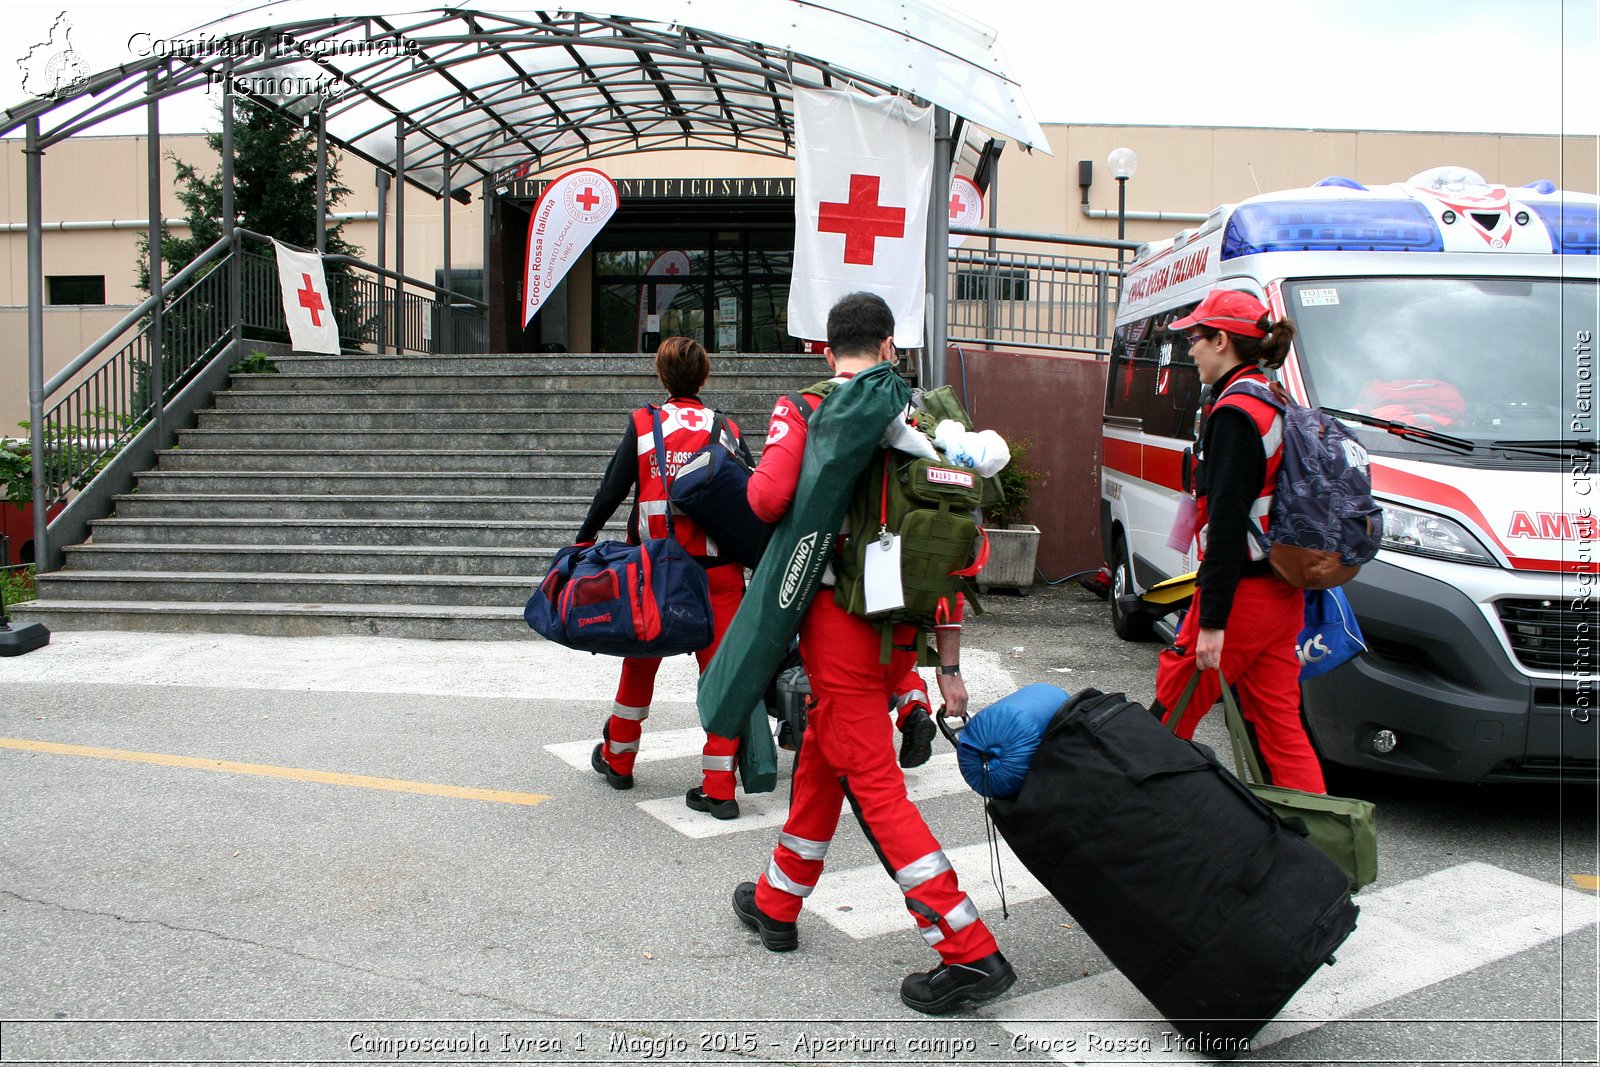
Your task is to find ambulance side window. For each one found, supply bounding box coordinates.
[1105,304,1205,441]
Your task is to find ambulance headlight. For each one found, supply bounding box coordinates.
[1379,502,1496,565]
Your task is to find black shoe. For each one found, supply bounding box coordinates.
[898,706,937,768]
[686,786,739,820]
[900,950,1016,1015]
[732,881,798,952]
[590,742,633,790]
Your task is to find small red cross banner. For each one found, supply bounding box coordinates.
[947,175,984,249]
[790,87,932,347]
[273,240,340,353]
[525,166,619,326]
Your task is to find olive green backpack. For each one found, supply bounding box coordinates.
[799,383,1003,662]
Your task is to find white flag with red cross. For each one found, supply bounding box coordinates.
[947,175,985,248]
[789,88,932,348]
[524,166,619,326]
[273,240,340,354]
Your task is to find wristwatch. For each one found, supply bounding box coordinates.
[939,664,961,676]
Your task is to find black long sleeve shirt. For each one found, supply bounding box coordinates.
[574,396,754,547]
[1195,365,1273,629]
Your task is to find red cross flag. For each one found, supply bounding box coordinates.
[947,175,985,248]
[524,166,619,326]
[789,88,932,347]
[273,240,340,354]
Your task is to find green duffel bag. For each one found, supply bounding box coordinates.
[1171,669,1378,892]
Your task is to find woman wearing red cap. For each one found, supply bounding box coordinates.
[1151,289,1327,794]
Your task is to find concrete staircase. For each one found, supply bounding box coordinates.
[13,352,821,639]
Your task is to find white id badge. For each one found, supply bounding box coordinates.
[863,533,906,614]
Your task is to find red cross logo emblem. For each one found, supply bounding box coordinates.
[575,186,601,211]
[949,193,964,219]
[296,273,325,326]
[677,407,709,432]
[818,173,906,266]
[666,263,680,275]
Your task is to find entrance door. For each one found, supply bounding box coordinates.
[591,220,796,352]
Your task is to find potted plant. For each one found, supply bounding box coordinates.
[977,436,1042,593]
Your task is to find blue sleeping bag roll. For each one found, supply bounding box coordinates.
[957,684,1070,800]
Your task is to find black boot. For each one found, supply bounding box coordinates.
[590,728,634,790]
[685,786,739,820]
[900,950,1016,1014]
[898,706,937,768]
[732,881,797,952]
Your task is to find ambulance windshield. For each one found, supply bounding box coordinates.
[1288,277,1595,451]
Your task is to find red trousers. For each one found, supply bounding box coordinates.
[600,562,745,800]
[1154,575,1326,793]
[755,594,998,964]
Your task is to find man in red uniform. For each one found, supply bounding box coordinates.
[579,337,751,818]
[730,292,1015,1014]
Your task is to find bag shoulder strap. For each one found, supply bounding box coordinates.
[647,405,676,539]
[790,378,841,426]
[1169,667,1267,783]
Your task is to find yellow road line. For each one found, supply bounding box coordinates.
[0,737,552,807]
[1572,875,1600,892]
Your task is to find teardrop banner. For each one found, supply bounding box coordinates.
[523,166,619,326]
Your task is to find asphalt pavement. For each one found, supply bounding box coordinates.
[1,582,1595,1066]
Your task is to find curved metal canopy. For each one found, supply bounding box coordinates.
[3,1,1050,199]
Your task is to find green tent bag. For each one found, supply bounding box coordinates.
[1171,669,1378,892]
[697,362,912,765]
[736,699,778,793]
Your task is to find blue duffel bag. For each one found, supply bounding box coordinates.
[953,683,1070,800]
[524,535,713,657]
[525,411,715,657]
[670,418,771,569]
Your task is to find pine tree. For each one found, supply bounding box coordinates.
[138,96,361,292]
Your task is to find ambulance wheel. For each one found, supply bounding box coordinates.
[1110,534,1154,642]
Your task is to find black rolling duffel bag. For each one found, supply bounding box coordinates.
[986,688,1358,1058]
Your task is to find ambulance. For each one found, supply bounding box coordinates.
[1100,166,1598,783]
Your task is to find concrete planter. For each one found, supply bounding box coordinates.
[977,524,1040,593]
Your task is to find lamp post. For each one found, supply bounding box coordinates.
[1107,147,1138,268]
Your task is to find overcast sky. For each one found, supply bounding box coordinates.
[4,0,1597,136]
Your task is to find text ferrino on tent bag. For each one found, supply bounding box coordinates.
[697,362,910,742]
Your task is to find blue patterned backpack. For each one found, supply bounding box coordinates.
[1224,378,1383,590]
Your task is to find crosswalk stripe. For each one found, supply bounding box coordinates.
[635,753,974,839]
[545,726,708,770]
[989,861,1599,1062]
[808,838,1046,940]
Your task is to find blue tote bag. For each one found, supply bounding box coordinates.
[1296,587,1366,679]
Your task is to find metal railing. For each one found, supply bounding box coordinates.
[946,227,1138,358]
[27,227,488,569]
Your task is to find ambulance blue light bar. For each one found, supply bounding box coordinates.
[1522,201,1599,254]
[1221,201,1444,259]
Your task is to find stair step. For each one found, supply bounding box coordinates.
[176,428,591,451]
[133,471,602,495]
[230,371,809,393]
[267,353,824,375]
[88,516,614,548]
[7,599,532,640]
[153,449,611,473]
[211,390,784,414]
[61,543,555,577]
[194,408,774,432]
[35,570,536,608]
[113,494,600,522]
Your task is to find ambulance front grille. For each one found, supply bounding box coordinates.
[1495,599,1593,673]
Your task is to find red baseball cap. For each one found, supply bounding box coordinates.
[1170,290,1269,338]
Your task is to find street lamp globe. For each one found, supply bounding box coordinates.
[1107,147,1139,180]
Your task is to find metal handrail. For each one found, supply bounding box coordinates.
[29,225,493,571]
[44,231,236,395]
